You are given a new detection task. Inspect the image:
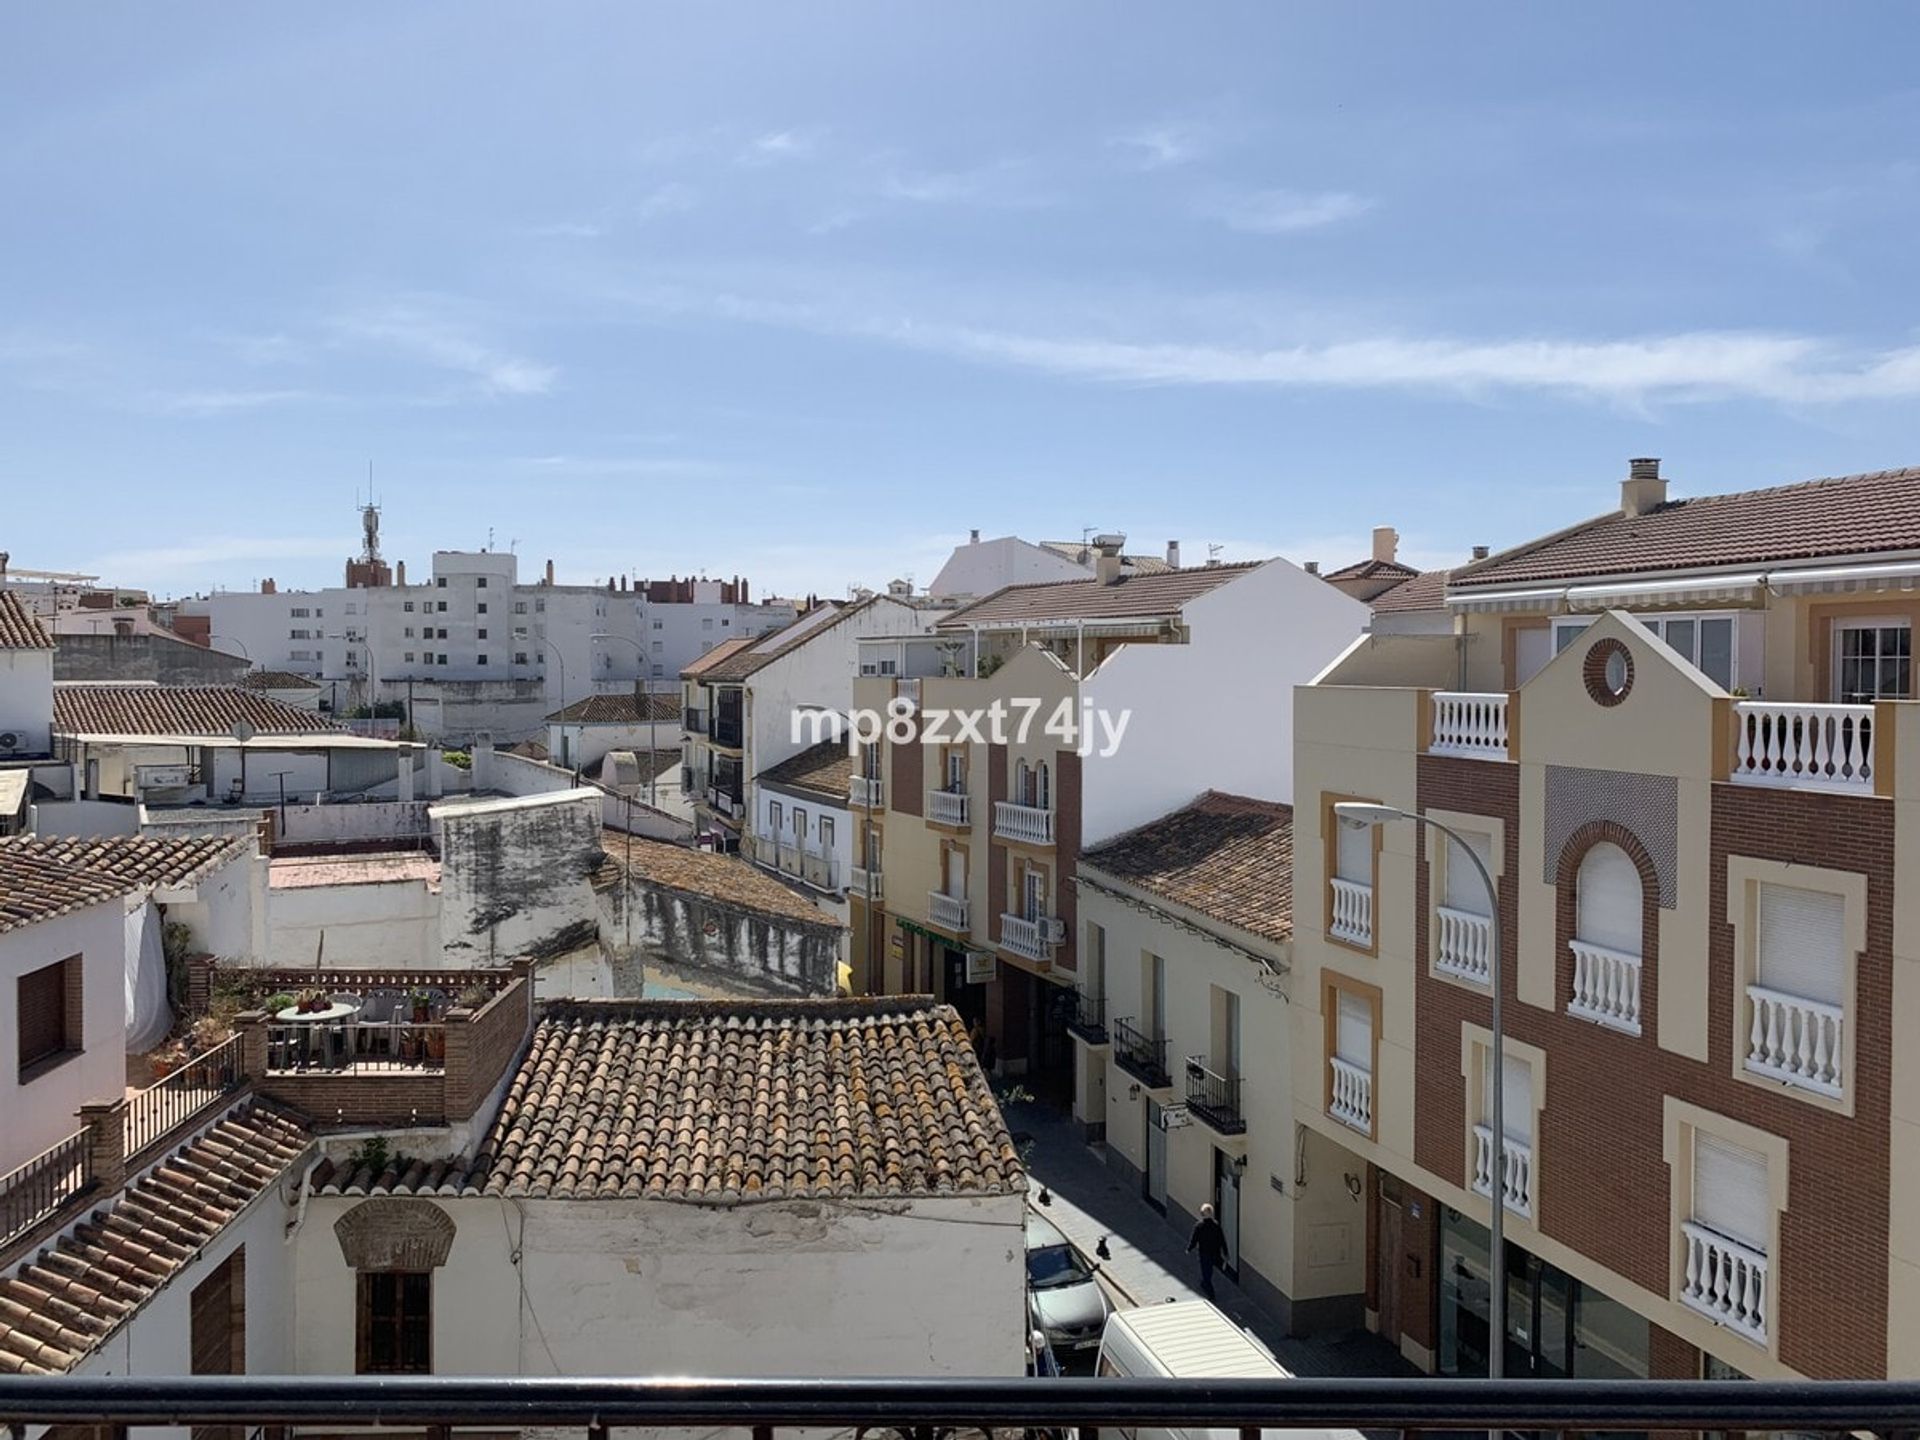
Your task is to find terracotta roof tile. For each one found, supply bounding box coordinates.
[545,692,680,724]
[0,592,52,650]
[1371,568,1452,614]
[0,850,140,934]
[593,834,842,931]
[0,1105,311,1374]
[0,835,249,890]
[1080,790,1294,946]
[1324,557,1419,584]
[53,684,339,737]
[239,670,321,690]
[935,562,1262,629]
[756,739,852,802]
[679,635,758,680]
[689,598,889,684]
[1454,465,1920,588]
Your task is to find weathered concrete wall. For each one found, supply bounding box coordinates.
[431,790,603,966]
[52,632,251,686]
[278,800,432,846]
[597,880,841,997]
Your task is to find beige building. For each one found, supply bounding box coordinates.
[1292,459,1920,1382]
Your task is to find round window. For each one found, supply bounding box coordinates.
[1583,637,1634,706]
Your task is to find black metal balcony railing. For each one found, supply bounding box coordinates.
[4,1373,1917,1440]
[1186,1059,1245,1135]
[1066,989,1109,1045]
[1112,1016,1170,1090]
[713,717,744,749]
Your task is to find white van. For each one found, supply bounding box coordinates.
[1093,1301,1359,1440]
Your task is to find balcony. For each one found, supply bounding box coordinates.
[1729,700,1875,794]
[1328,1054,1373,1135]
[1428,691,1511,761]
[927,889,970,934]
[1186,1061,1245,1135]
[800,850,838,892]
[998,911,1060,963]
[1745,983,1844,1098]
[1566,938,1643,1035]
[1112,1016,1171,1089]
[1434,905,1492,986]
[683,707,708,734]
[928,788,971,827]
[707,785,744,819]
[994,800,1055,845]
[1681,1220,1769,1345]
[850,773,884,809]
[1066,990,1108,1045]
[1328,877,1373,948]
[712,716,744,749]
[1471,1124,1535,1219]
[849,865,883,901]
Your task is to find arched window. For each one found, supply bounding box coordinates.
[1035,761,1051,810]
[1576,842,1642,954]
[1015,759,1030,804]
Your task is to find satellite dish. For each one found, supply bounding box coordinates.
[231,721,257,743]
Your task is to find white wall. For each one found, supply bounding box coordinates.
[432,789,603,965]
[161,848,261,963]
[747,597,926,777]
[929,535,1087,599]
[265,876,440,971]
[0,646,53,755]
[30,797,143,837]
[294,1192,1025,1377]
[278,800,433,846]
[0,901,130,1172]
[549,718,687,772]
[1079,559,1365,843]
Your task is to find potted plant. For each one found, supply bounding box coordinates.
[399,1028,422,1063]
[265,992,296,1017]
[425,1027,446,1063]
[148,1037,189,1081]
[410,989,431,1023]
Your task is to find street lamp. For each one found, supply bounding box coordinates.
[209,634,250,661]
[536,637,568,724]
[591,631,658,807]
[1333,801,1506,1394]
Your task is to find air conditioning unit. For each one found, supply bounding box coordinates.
[0,732,20,753]
[1042,916,1068,945]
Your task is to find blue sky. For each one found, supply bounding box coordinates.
[4,4,1918,599]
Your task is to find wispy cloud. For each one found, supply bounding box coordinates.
[737,130,819,166]
[141,387,330,417]
[528,220,604,240]
[881,160,1053,209]
[328,301,556,398]
[521,454,734,479]
[1111,124,1208,170]
[1200,188,1376,235]
[634,183,697,224]
[83,535,343,578]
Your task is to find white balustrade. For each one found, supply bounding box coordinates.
[1746,983,1845,1098]
[1430,692,1511,760]
[999,913,1054,962]
[993,801,1055,845]
[1680,1220,1769,1345]
[1730,702,1875,793]
[1328,1055,1373,1134]
[928,890,970,933]
[1435,906,1493,985]
[1328,877,1373,948]
[1567,938,1643,1035]
[1471,1123,1535,1219]
[850,775,884,809]
[928,789,971,826]
[850,866,883,901]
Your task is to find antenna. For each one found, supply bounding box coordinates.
[1208,543,1224,562]
[487,526,495,553]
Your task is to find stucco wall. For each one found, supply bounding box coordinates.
[432,789,604,965]
[266,877,440,970]
[163,848,261,963]
[0,647,53,755]
[596,880,840,996]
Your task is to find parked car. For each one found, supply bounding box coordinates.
[1025,1212,1113,1367]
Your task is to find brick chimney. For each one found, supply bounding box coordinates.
[545,559,555,586]
[1371,526,1399,564]
[261,577,276,595]
[1621,457,1667,517]
[396,559,407,585]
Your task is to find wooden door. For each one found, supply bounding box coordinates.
[191,1248,245,1440]
[1378,1185,1405,1344]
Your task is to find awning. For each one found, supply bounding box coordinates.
[1565,572,1765,610]
[1764,559,1920,596]
[1447,586,1569,614]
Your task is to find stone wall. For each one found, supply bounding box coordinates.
[597,879,841,997]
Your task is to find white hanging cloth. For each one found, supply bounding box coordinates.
[125,899,173,1054]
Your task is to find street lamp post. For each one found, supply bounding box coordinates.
[536,637,568,731]
[591,631,657,807]
[1333,801,1505,1396]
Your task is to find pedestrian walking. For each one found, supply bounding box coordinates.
[1187,1202,1227,1300]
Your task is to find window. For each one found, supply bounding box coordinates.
[437,578,447,588]
[652,640,663,653]
[819,816,834,851]
[651,664,663,677]
[1835,620,1911,702]
[535,599,545,612]
[356,1271,432,1374]
[1327,983,1375,1134]
[722,617,730,627]
[769,800,783,834]
[1328,801,1375,948]
[404,652,414,663]
[793,807,808,840]
[476,654,488,665]
[477,603,487,615]
[1747,882,1846,1097]
[1148,952,1167,1044]
[1475,1048,1535,1217]
[17,957,79,1077]
[438,654,447,665]
[346,603,359,615]
[290,606,310,618]
[1022,863,1046,921]
[514,652,528,665]
[945,750,965,793]
[476,629,487,640]
[652,619,663,629]
[513,601,527,614]
[1436,828,1495,985]
[436,601,447,613]
[288,629,311,640]
[476,577,487,588]
[702,617,714,630]
[1568,841,1644,1034]
[1681,1132,1771,1343]
[404,627,414,638]
[877,657,898,675]
[404,601,415,612]
[1554,614,1737,689]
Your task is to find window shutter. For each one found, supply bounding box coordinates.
[1576,843,1642,954]
[1481,1049,1534,1146]
[1335,991,1372,1067]
[1757,883,1845,1006]
[16,962,65,1070]
[1336,818,1371,884]
[1445,831,1495,914]
[1693,1133,1770,1252]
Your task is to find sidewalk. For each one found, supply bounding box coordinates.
[1007,1097,1415,1380]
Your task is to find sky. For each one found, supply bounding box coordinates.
[3,4,1919,600]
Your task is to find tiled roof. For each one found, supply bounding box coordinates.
[268,852,441,890]
[53,684,337,737]
[0,850,139,934]
[756,739,852,802]
[690,598,887,684]
[1080,790,1294,946]
[679,635,757,680]
[594,834,842,931]
[239,670,320,690]
[545,692,681,724]
[1324,557,1419,583]
[936,562,1261,629]
[0,835,248,890]
[0,592,52,650]
[0,1104,312,1374]
[312,999,1019,1203]
[1371,568,1452,614]
[596,748,681,787]
[1454,465,1920,588]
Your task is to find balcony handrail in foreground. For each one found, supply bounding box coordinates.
[6,1373,1920,1434]
[1429,690,1511,761]
[1730,699,1875,793]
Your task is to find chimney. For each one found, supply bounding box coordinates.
[396,559,407,585]
[1622,457,1667,518]
[472,732,496,792]
[0,552,8,581]
[619,575,627,592]
[1092,532,1127,585]
[1304,560,1320,575]
[1165,540,1180,569]
[1372,526,1399,564]
[261,577,276,595]
[970,528,981,545]
[1471,545,1490,561]
[545,559,555,586]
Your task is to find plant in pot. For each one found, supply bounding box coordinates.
[425,1027,447,1063]
[399,1028,422,1063]
[148,1037,190,1081]
[296,990,332,1015]
[410,989,431,1023]
[265,993,296,1017]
